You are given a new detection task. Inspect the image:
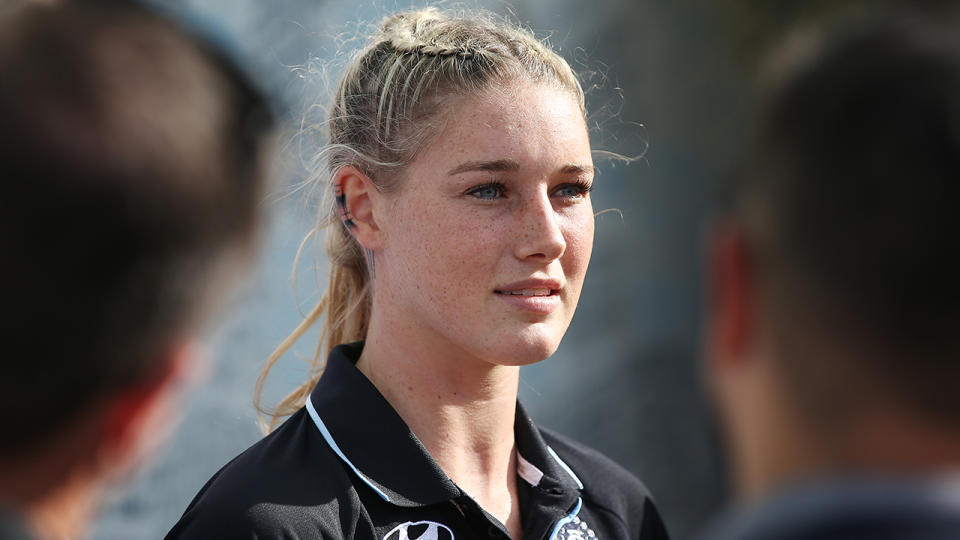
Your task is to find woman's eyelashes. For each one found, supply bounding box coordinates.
[554,179,594,199]
[466,181,506,200]
[464,179,593,201]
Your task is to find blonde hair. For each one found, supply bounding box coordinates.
[255,7,586,432]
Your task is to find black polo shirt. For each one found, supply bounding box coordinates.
[166,343,670,540]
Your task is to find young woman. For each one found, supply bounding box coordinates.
[168,8,669,540]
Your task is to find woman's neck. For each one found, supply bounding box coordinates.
[358,315,523,538]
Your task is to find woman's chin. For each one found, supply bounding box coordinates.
[481,336,561,367]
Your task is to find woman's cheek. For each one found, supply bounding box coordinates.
[442,210,503,265]
[562,209,595,262]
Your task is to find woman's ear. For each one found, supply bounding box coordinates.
[334,166,384,250]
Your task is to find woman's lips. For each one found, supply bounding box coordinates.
[494,291,561,313]
[498,288,552,296]
[494,280,562,313]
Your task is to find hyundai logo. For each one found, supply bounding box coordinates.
[383,520,455,540]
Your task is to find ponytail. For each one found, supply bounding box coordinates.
[254,213,371,433]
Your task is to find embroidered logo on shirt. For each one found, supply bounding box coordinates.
[384,520,455,540]
[555,516,596,540]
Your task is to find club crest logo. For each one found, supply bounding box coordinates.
[383,520,455,540]
[555,515,597,540]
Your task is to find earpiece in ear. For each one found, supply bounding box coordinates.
[334,182,357,229]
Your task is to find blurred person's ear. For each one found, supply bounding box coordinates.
[705,222,755,373]
[97,341,205,482]
[704,221,768,437]
[334,166,384,250]
[11,342,205,539]
[704,223,792,499]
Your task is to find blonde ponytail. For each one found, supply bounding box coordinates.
[255,212,371,433]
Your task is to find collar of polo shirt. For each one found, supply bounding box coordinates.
[306,342,584,508]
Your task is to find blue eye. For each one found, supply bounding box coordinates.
[553,181,593,199]
[467,182,505,200]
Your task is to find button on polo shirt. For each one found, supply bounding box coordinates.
[167,343,670,540]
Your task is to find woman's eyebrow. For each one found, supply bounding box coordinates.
[560,164,595,175]
[447,160,595,176]
[447,159,520,175]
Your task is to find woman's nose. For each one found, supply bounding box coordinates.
[514,193,566,262]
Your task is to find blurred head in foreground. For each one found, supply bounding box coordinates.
[706,8,960,504]
[0,1,272,538]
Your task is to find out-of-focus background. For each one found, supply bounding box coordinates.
[92,1,886,539]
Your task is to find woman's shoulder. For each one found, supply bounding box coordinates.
[164,408,356,540]
[537,425,671,540]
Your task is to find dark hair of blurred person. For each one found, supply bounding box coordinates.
[0,2,273,539]
[700,7,960,540]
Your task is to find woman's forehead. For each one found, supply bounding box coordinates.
[427,82,591,160]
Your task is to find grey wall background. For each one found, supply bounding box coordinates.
[90,1,887,538]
